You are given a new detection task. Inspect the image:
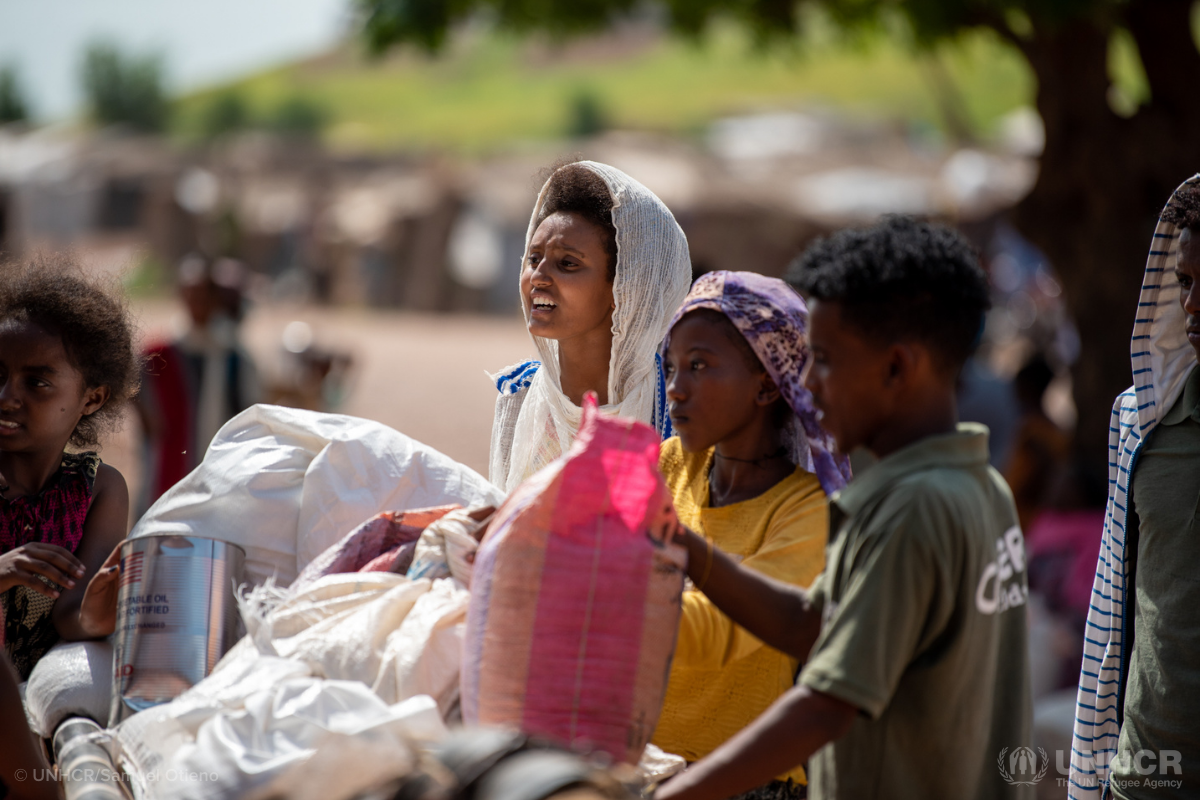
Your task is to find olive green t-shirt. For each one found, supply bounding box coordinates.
[1114,364,1200,799]
[799,424,1034,800]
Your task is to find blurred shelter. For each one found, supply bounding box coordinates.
[0,128,184,268]
[1,108,1038,315]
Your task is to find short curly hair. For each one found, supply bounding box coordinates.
[786,216,990,373]
[1160,182,1200,230]
[535,161,618,281]
[0,256,140,448]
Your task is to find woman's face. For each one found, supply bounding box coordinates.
[521,211,615,344]
[664,312,774,453]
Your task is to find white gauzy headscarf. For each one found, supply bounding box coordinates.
[494,161,692,493]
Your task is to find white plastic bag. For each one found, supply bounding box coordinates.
[115,573,469,799]
[371,578,470,715]
[131,404,504,586]
[114,654,314,798]
[23,640,113,737]
[256,574,470,710]
[125,675,442,800]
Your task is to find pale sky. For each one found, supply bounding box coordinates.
[0,0,350,121]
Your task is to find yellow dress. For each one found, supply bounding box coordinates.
[652,437,828,785]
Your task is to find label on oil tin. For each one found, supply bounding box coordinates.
[115,552,172,629]
[110,536,244,725]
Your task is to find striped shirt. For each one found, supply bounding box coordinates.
[1070,176,1200,798]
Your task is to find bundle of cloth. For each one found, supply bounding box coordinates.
[26,400,690,800]
[110,505,488,800]
[129,404,505,587]
[108,500,682,800]
[23,404,503,749]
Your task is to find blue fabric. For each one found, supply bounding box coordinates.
[653,352,674,440]
[495,357,674,440]
[494,360,540,395]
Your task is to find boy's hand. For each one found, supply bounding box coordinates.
[667,528,821,661]
[655,686,857,800]
[671,525,710,583]
[668,519,690,546]
[78,543,124,639]
[0,544,86,597]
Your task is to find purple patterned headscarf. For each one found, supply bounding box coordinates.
[663,270,851,497]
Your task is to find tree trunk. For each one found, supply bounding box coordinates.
[1010,3,1200,486]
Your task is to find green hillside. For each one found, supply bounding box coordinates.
[174,21,1038,154]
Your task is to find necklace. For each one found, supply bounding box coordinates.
[713,446,788,467]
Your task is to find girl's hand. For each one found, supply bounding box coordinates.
[78,543,123,639]
[0,543,86,597]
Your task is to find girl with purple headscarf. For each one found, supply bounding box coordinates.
[652,271,849,799]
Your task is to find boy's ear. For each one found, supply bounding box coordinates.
[883,343,920,389]
[81,386,110,417]
[756,373,782,406]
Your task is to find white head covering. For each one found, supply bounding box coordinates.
[493,161,692,492]
[1070,174,1200,794]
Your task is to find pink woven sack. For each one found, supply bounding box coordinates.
[462,394,686,764]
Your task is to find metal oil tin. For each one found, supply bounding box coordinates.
[109,535,245,725]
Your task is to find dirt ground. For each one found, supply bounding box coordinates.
[104,299,534,508]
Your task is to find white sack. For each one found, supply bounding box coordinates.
[127,676,442,800]
[371,578,469,715]
[131,404,504,586]
[115,655,313,798]
[249,573,470,710]
[269,577,431,692]
[115,573,467,799]
[23,640,113,737]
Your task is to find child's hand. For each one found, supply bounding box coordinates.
[78,542,124,639]
[0,543,86,597]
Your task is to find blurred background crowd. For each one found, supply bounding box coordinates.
[3,2,1194,794]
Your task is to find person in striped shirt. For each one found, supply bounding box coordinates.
[1070,177,1200,799]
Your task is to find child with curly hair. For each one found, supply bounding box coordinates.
[0,258,138,680]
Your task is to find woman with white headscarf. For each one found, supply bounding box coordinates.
[489,161,692,493]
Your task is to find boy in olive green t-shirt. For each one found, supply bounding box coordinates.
[657,217,1034,800]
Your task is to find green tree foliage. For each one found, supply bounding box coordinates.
[356,0,1120,55]
[567,87,610,138]
[201,90,251,139]
[268,95,328,139]
[359,0,1200,478]
[195,90,327,142]
[0,65,29,124]
[81,42,169,132]
[362,0,636,53]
